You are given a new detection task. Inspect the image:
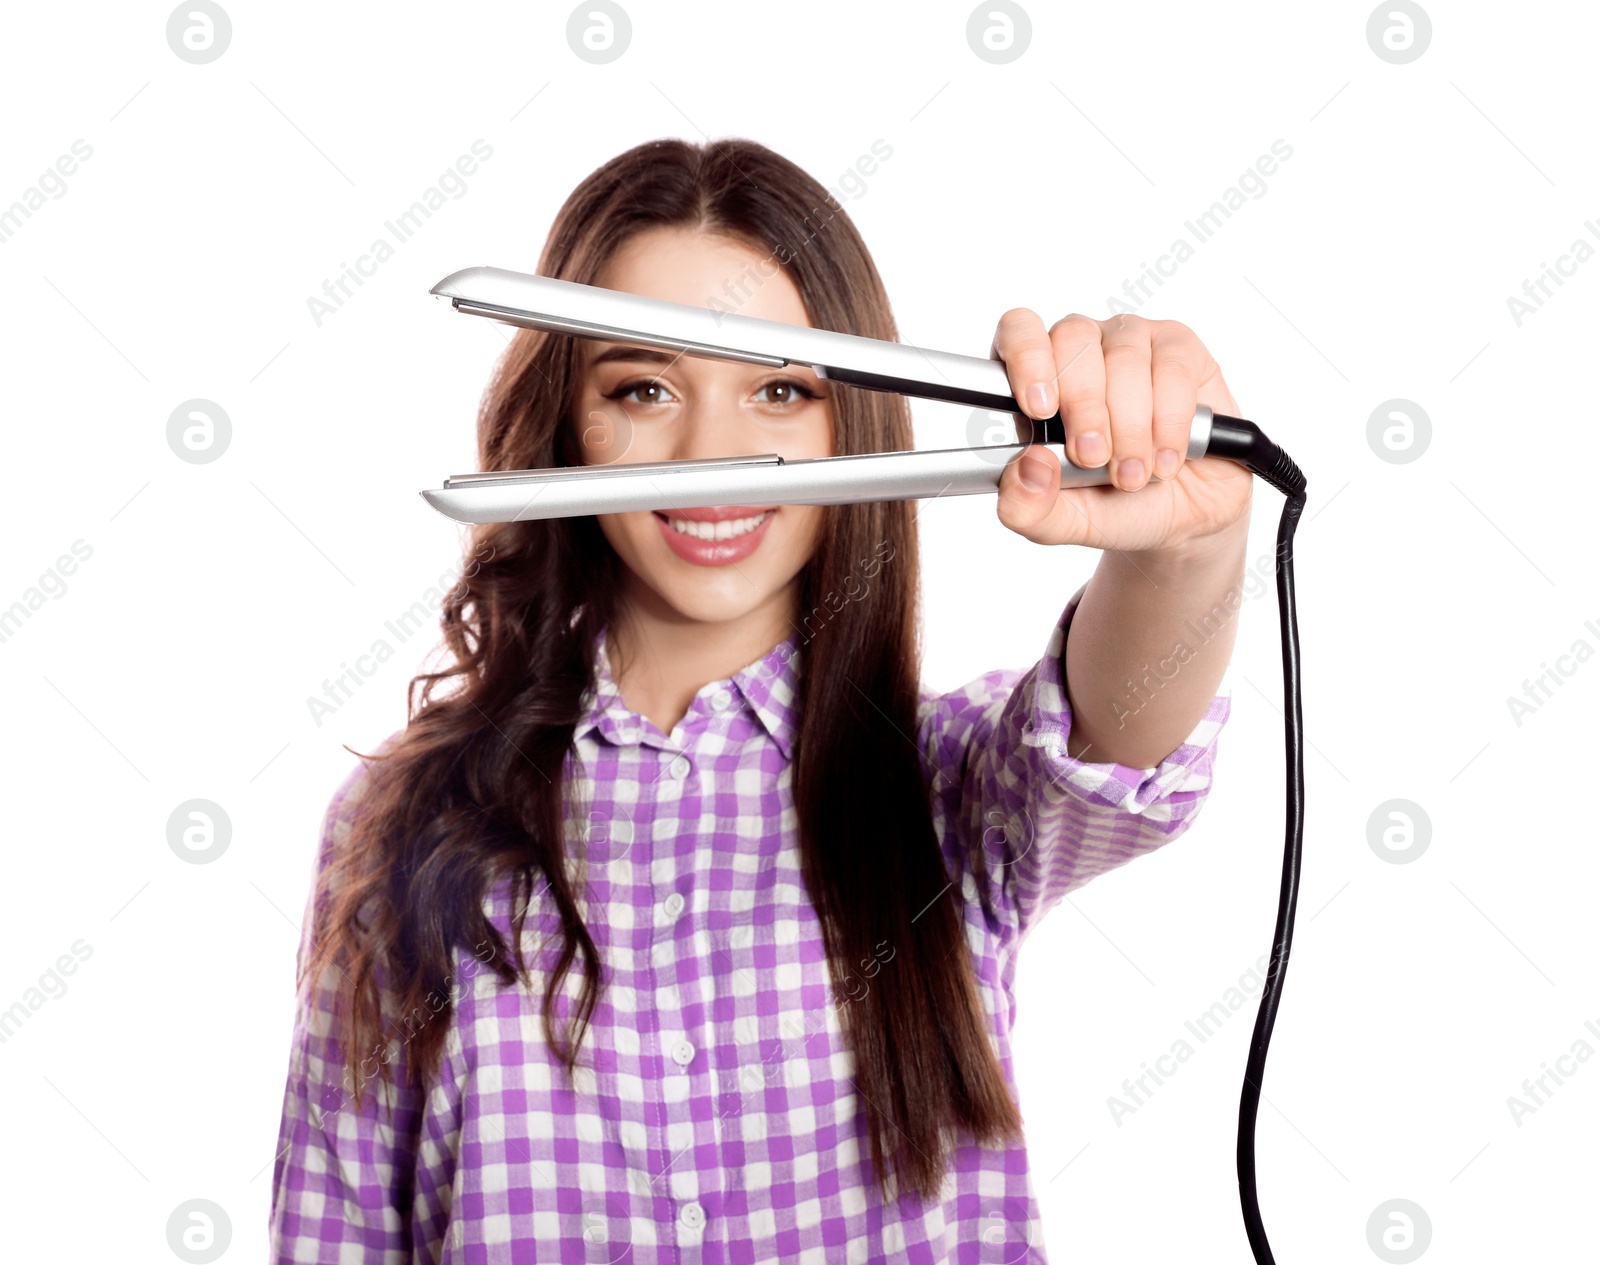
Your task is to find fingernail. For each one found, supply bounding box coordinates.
[1117,457,1144,488]
[1018,452,1049,491]
[1077,432,1107,465]
[1154,447,1180,478]
[1028,383,1053,418]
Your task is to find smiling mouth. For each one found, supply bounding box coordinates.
[653,510,776,541]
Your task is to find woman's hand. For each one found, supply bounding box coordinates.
[991,310,1253,557]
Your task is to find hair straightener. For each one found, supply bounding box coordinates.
[421,265,1308,1265]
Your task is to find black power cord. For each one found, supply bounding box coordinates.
[1203,415,1308,1265]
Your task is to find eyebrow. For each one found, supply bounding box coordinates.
[586,345,680,368]
[583,345,826,388]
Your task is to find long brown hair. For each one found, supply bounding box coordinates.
[303,136,1022,1202]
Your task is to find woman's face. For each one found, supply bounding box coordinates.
[573,226,834,631]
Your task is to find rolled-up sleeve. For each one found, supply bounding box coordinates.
[922,582,1230,945]
[269,760,426,1264]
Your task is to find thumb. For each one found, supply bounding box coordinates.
[997,444,1072,543]
[1014,443,1059,495]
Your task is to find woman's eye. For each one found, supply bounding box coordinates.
[602,377,817,407]
[756,379,818,406]
[602,378,675,406]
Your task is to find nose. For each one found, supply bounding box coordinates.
[671,380,760,462]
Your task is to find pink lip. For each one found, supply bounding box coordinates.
[654,508,776,566]
[659,505,776,522]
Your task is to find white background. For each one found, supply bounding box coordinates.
[1,1,1595,1261]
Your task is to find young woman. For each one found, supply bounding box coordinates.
[270,138,1252,1263]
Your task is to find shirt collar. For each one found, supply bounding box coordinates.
[574,624,803,760]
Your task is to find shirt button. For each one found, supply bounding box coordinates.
[667,754,691,780]
[679,1200,705,1230]
[710,687,733,711]
[663,891,686,919]
[670,1038,695,1067]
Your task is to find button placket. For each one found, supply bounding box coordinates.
[646,753,708,1247]
[632,723,716,1250]
[596,675,725,1254]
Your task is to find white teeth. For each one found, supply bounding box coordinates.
[666,511,771,541]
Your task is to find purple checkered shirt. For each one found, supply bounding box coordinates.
[270,583,1230,1263]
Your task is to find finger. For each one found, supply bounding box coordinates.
[991,308,1058,420]
[996,446,1121,549]
[1149,319,1207,480]
[1098,313,1154,491]
[1046,314,1110,470]
[996,443,1071,542]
